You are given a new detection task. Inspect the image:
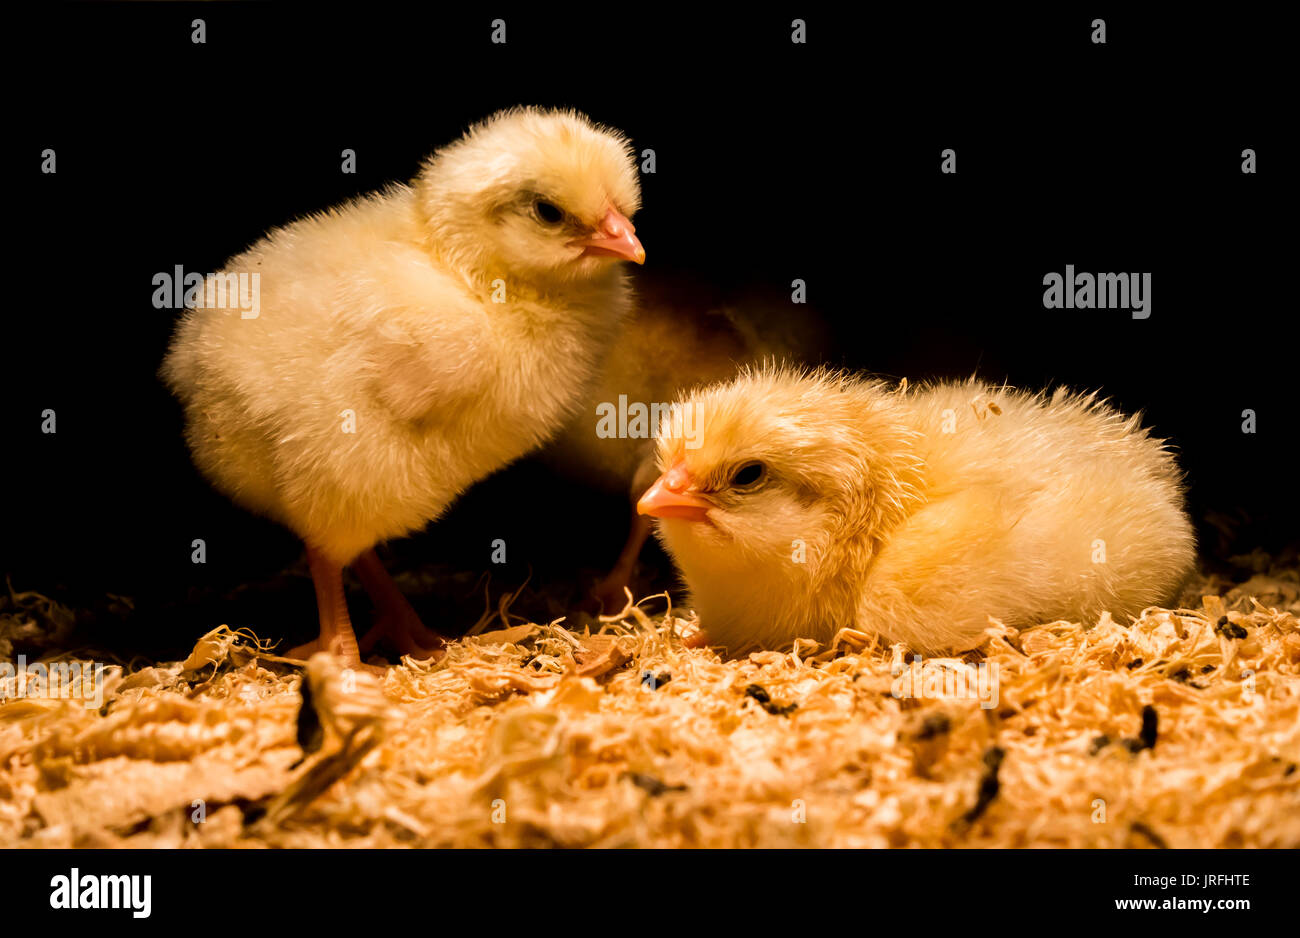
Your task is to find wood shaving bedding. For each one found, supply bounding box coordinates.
[0,563,1296,848]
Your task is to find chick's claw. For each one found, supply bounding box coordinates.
[681,630,711,650]
[358,609,446,662]
[590,578,633,617]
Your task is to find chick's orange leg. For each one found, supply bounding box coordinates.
[353,548,446,661]
[287,545,366,667]
[591,511,654,614]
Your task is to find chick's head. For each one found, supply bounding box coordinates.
[639,365,925,649]
[417,107,644,283]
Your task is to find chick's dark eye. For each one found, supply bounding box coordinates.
[533,200,564,225]
[730,461,766,490]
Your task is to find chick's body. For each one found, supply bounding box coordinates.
[641,367,1195,655]
[163,108,644,662]
[166,191,622,564]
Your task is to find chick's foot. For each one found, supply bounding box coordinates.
[287,545,385,674]
[285,636,386,676]
[352,548,447,661]
[588,511,653,615]
[358,608,446,661]
[681,630,711,649]
[590,569,637,616]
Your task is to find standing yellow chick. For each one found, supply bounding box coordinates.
[639,365,1195,655]
[162,108,645,666]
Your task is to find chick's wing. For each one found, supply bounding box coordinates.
[362,292,496,424]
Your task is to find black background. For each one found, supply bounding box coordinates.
[4,4,1293,657]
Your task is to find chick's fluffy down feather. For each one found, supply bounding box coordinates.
[163,109,641,565]
[649,366,1196,655]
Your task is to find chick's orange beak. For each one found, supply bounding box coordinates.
[637,459,711,522]
[569,207,646,264]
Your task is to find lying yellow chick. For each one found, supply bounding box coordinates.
[162,108,644,666]
[638,365,1195,655]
